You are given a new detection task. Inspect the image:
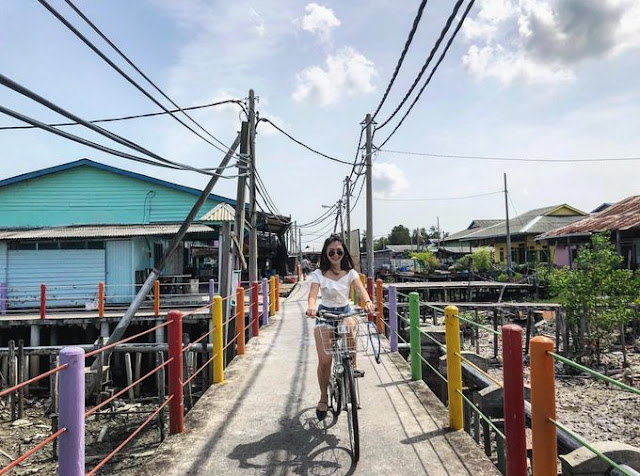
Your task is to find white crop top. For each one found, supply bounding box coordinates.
[310,268,360,307]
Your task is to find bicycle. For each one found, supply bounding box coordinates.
[317,309,374,462]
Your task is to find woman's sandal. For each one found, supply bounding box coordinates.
[316,400,329,421]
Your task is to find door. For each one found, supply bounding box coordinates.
[106,240,134,303]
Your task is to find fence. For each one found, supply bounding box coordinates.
[0,278,281,475]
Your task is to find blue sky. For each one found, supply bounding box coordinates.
[1,0,639,250]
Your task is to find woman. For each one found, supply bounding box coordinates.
[305,234,375,421]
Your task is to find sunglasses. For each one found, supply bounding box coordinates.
[327,249,344,257]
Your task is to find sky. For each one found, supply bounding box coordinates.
[1,0,639,251]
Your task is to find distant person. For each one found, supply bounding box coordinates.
[305,234,375,421]
[302,258,311,278]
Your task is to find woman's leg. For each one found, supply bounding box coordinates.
[345,316,358,369]
[314,326,333,409]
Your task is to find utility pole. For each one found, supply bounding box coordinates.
[339,199,345,242]
[437,216,440,259]
[365,113,374,278]
[504,173,513,279]
[248,90,258,284]
[344,176,351,252]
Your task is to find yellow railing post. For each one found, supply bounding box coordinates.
[376,278,384,333]
[237,286,245,355]
[213,295,224,383]
[269,276,276,317]
[530,336,557,475]
[445,305,463,430]
[359,273,366,308]
[275,275,280,312]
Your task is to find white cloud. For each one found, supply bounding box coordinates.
[293,47,377,106]
[372,162,409,198]
[299,3,341,43]
[462,0,640,85]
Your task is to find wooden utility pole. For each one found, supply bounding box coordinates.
[365,114,374,278]
[504,173,513,279]
[248,90,258,284]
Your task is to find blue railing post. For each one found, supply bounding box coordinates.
[0,282,6,315]
[262,277,269,326]
[59,346,85,476]
[389,285,398,352]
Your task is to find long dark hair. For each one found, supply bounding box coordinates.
[319,234,354,273]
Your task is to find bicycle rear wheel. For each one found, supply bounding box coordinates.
[343,360,360,462]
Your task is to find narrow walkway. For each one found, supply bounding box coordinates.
[139,281,499,475]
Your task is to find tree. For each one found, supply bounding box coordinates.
[411,251,440,273]
[546,232,640,362]
[388,225,411,245]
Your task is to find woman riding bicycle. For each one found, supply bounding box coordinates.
[305,234,375,421]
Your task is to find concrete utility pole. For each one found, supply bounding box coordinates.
[365,113,374,278]
[344,176,351,252]
[248,90,258,284]
[339,199,345,242]
[504,173,513,279]
[236,121,249,267]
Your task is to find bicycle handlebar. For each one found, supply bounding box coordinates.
[317,310,369,322]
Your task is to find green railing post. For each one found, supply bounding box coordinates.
[409,292,421,381]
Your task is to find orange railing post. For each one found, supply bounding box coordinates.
[154,280,160,316]
[376,278,384,333]
[98,282,105,318]
[275,275,280,312]
[530,336,557,475]
[237,286,246,355]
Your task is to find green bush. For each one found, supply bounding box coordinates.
[497,273,509,282]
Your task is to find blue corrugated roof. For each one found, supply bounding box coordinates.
[0,158,236,205]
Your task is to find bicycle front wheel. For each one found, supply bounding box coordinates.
[343,360,360,462]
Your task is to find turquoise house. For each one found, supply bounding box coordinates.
[0,159,236,309]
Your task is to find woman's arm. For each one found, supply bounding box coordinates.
[306,282,320,317]
[353,275,375,314]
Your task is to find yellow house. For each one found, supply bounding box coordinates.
[460,204,588,266]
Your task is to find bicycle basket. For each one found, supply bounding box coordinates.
[317,316,368,356]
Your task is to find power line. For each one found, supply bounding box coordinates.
[375,0,465,131]
[258,118,357,166]
[371,0,430,121]
[38,0,239,157]
[0,100,243,131]
[379,148,640,163]
[374,191,501,201]
[298,205,338,228]
[377,0,476,149]
[0,73,217,176]
[0,104,239,178]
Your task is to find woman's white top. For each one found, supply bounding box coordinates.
[311,268,360,307]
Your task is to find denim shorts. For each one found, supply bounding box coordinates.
[315,304,352,328]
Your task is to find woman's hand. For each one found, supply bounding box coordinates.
[364,301,375,314]
[306,308,317,318]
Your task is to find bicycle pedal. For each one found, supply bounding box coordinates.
[354,369,365,378]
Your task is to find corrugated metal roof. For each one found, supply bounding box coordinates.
[201,203,236,222]
[445,219,502,242]
[0,223,215,240]
[460,204,587,241]
[538,195,640,239]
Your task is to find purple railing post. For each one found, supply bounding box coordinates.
[209,278,215,303]
[59,346,85,476]
[389,285,398,352]
[262,278,269,326]
[0,282,7,315]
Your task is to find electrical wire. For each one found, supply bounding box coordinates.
[371,0,430,121]
[375,0,465,131]
[379,148,640,163]
[0,73,219,176]
[0,100,244,131]
[38,0,240,158]
[374,191,501,201]
[377,0,475,149]
[258,117,357,166]
[298,205,337,228]
[254,170,286,219]
[0,104,238,178]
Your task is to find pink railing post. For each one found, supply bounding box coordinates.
[252,281,260,337]
[262,278,269,326]
[40,283,46,319]
[389,285,398,352]
[167,310,184,434]
[59,346,85,476]
[502,324,528,476]
[0,282,6,315]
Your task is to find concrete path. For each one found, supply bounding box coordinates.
[139,281,499,475]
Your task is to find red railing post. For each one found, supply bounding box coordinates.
[502,324,528,476]
[237,286,246,355]
[40,283,46,319]
[59,346,85,476]
[251,281,260,337]
[167,310,184,434]
[366,277,374,304]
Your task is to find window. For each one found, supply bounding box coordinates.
[38,242,59,250]
[8,242,36,250]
